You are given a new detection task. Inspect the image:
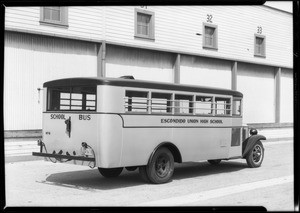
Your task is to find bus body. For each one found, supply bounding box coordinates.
[33,77,266,183]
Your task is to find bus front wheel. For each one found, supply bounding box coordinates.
[146,147,174,184]
[246,141,264,168]
[98,167,123,178]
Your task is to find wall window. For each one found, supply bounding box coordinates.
[254,34,266,57]
[40,7,68,27]
[134,8,155,40]
[203,23,218,49]
[125,91,149,113]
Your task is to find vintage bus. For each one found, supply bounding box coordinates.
[33,76,266,184]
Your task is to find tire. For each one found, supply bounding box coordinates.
[146,147,174,184]
[98,167,123,178]
[246,141,264,168]
[125,166,138,172]
[207,159,221,165]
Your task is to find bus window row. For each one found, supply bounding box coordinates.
[124,90,242,116]
[47,86,97,111]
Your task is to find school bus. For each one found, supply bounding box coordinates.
[33,76,266,184]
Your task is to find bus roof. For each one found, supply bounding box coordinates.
[44,77,243,98]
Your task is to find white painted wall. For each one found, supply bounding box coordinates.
[4,32,97,130]
[104,5,293,68]
[237,63,275,124]
[5,5,293,68]
[180,56,232,89]
[105,45,174,83]
[5,7,104,41]
[280,69,293,122]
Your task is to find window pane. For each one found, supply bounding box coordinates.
[60,92,70,99]
[71,93,82,99]
[255,37,265,55]
[205,27,215,36]
[232,100,241,116]
[47,86,96,111]
[71,106,82,110]
[71,100,82,106]
[86,101,96,106]
[215,97,231,115]
[205,36,213,46]
[44,8,51,20]
[175,94,193,114]
[43,7,62,22]
[51,9,61,21]
[60,106,70,110]
[256,37,263,45]
[125,91,148,112]
[204,26,215,47]
[138,13,150,24]
[60,100,70,105]
[195,96,213,114]
[231,128,241,146]
[137,13,151,36]
[151,93,172,113]
[86,94,96,100]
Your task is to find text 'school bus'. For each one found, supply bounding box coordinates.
[33,76,266,184]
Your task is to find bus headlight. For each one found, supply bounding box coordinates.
[250,128,258,136]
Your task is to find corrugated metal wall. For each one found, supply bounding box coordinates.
[4,31,97,130]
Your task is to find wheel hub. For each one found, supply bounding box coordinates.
[155,156,170,177]
[252,145,262,163]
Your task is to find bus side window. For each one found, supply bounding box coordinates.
[151,93,172,113]
[125,91,148,113]
[215,97,231,115]
[232,99,242,116]
[174,94,193,114]
[195,96,213,115]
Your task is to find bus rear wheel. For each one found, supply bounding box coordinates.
[246,141,264,168]
[207,159,221,165]
[145,147,174,184]
[98,167,123,178]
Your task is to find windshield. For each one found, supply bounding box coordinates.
[47,86,96,111]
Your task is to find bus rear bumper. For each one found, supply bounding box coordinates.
[32,152,95,162]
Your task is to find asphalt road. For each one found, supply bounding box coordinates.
[4,140,294,211]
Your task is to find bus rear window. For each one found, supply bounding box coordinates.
[47,86,96,111]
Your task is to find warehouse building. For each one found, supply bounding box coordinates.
[4,4,293,146]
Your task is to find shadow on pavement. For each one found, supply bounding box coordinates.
[45,160,248,190]
[173,160,248,180]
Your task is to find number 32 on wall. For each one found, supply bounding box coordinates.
[207,14,213,23]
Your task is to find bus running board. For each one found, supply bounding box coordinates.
[32,152,95,162]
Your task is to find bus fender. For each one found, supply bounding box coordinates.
[148,142,182,164]
[242,135,266,158]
